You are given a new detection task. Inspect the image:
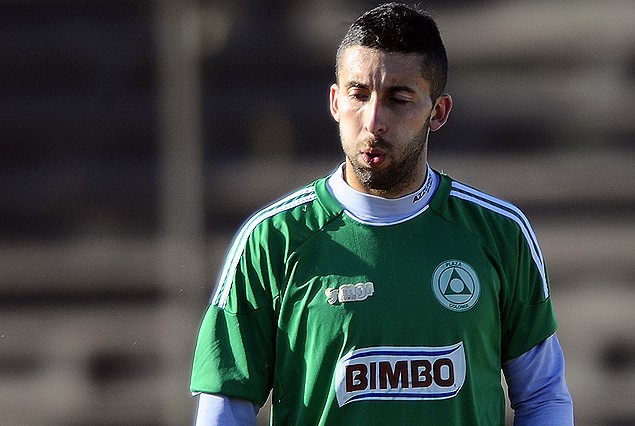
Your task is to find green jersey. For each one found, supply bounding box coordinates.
[191,169,557,425]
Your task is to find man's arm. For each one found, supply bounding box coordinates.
[503,333,573,425]
[194,393,258,426]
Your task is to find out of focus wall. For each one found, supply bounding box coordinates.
[0,1,633,425]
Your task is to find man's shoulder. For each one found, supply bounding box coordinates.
[243,176,343,242]
[434,172,549,295]
[433,171,534,236]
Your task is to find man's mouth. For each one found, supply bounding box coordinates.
[361,149,386,166]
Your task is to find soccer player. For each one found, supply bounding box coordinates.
[190,3,574,425]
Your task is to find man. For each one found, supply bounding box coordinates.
[191,3,574,425]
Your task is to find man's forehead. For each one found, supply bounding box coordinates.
[338,46,428,89]
[340,45,422,66]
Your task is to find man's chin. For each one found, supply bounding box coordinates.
[354,168,396,192]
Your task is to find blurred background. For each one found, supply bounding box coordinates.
[0,0,633,425]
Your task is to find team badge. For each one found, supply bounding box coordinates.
[431,260,480,311]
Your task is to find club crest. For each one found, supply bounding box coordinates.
[431,260,480,311]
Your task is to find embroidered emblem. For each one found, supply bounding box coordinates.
[431,260,480,311]
[326,282,374,305]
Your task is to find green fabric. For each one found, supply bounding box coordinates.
[190,171,558,425]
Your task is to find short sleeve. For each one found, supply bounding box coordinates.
[190,220,281,406]
[190,303,275,406]
[500,228,558,362]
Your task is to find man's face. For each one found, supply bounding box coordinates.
[330,46,448,198]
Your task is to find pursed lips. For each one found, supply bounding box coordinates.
[361,148,386,165]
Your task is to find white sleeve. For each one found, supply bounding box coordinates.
[503,333,573,426]
[194,393,259,426]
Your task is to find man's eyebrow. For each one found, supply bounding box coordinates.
[387,85,417,94]
[344,81,416,94]
[345,81,368,90]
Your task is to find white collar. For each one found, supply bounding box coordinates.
[326,163,438,226]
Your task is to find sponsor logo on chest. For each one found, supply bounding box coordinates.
[334,342,466,406]
[325,281,374,305]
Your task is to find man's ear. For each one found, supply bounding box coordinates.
[429,94,452,132]
[329,83,340,122]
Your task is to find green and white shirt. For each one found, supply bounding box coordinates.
[191,165,558,425]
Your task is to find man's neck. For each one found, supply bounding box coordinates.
[327,163,438,225]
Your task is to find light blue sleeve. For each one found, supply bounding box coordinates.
[503,333,574,425]
[194,393,259,426]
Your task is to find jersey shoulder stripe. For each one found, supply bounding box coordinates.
[212,186,317,308]
[449,181,549,298]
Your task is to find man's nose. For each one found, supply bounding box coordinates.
[363,98,386,136]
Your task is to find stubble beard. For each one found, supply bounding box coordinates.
[346,123,430,196]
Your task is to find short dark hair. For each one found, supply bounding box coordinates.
[336,3,448,100]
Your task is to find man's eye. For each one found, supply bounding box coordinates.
[349,91,369,101]
[390,97,409,105]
